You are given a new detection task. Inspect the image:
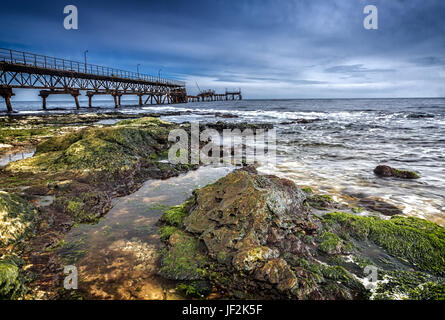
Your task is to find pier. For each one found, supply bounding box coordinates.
[187,89,242,102]
[0,48,187,112]
[0,48,242,112]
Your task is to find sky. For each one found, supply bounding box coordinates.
[0,0,445,99]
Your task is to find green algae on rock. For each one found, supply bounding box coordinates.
[157,168,445,300]
[6,117,175,173]
[0,192,37,247]
[160,199,195,227]
[159,230,208,280]
[322,212,445,276]
[0,260,24,299]
[0,117,199,298]
[306,194,334,210]
[373,165,420,179]
[158,167,369,299]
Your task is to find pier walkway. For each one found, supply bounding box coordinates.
[0,48,187,112]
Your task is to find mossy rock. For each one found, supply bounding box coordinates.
[176,280,212,298]
[157,170,445,299]
[115,117,173,129]
[160,200,194,227]
[0,192,37,247]
[322,212,445,276]
[159,230,208,280]
[408,282,445,300]
[372,270,445,300]
[158,225,178,241]
[374,165,420,179]
[0,127,56,144]
[307,194,334,210]
[0,260,24,299]
[6,117,176,173]
[318,232,342,255]
[300,187,313,194]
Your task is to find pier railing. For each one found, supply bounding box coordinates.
[0,48,185,87]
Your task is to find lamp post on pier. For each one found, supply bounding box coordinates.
[84,50,88,73]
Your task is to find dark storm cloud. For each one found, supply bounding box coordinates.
[0,0,444,98]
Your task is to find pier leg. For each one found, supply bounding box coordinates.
[118,95,121,106]
[72,94,80,109]
[38,92,48,110]
[0,87,15,112]
[5,96,13,112]
[88,95,92,108]
[113,94,119,108]
[138,94,143,106]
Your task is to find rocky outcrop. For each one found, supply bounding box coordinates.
[0,117,197,298]
[2,117,195,224]
[374,165,419,179]
[158,168,366,299]
[158,168,445,300]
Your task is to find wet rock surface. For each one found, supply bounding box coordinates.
[374,165,420,179]
[158,167,445,300]
[0,117,198,298]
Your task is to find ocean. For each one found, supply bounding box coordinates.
[2,97,445,225]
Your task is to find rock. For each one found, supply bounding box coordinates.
[159,230,208,281]
[7,117,175,173]
[158,169,445,300]
[0,260,24,299]
[158,169,368,299]
[322,212,445,277]
[374,165,419,179]
[183,169,307,257]
[280,118,321,125]
[0,191,37,247]
[203,121,274,132]
[254,258,298,292]
[306,194,335,210]
[358,198,403,216]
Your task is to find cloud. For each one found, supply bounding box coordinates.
[1,0,445,98]
[410,56,445,67]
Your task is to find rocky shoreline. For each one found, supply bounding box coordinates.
[158,166,445,300]
[0,113,444,300]
[0,115,197,298]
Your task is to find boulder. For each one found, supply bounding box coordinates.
[158,168,367,299]
[158,168,445,300]
[374,165,419,179]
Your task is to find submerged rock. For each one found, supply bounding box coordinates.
[373,165,419,179]
[158,168,445,300]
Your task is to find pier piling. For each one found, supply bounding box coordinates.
[0,87,14,112]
